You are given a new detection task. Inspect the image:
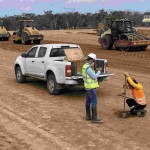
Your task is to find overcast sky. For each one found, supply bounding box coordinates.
[0,0,150,17]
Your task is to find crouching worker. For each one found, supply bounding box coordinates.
[124,73,147,117]
[82,53,103,123]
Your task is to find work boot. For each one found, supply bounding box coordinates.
[140,109,147,117]
[129,109,137,116]
[86,106,91,121]
[91,107,103,123]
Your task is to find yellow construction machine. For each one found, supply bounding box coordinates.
[12,17,43,44]
[0,20,10,41]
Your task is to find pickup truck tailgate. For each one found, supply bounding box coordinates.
[71,72,114,80]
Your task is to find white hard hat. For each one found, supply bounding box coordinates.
[87,53,96,60]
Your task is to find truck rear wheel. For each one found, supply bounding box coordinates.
[15,66,26,83]
[47,75,60,95]
[101,35,113,50]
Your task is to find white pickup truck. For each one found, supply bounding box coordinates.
[14,44,113,95]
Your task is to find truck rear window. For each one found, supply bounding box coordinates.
[50,47,78,57]
[50,48,65,57]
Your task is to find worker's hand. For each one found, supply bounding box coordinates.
[96,67,102,72]
[124,72,129,77]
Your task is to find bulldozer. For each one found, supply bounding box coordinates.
[97,18,150,51]
[12,17,43,44]
[0,20,10,41]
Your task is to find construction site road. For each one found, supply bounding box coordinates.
[0,28,150,150]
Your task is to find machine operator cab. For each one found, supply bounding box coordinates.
[111,19,134,39]
[19,17,34,32]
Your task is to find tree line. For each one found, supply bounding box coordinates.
[0,9,144,30]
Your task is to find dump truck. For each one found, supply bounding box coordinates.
[97,18,150,51]
[0,20,10,41]
[12,17,43,44]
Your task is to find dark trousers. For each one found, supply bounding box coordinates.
[86,89,97,109]
[126,98,146,112]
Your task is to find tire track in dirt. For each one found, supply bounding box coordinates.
[0,103,76,150]
[0,89,149,150]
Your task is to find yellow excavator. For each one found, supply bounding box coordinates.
[12,17,44,44]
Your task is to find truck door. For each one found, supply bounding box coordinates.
[34,46,47,77]
[25,46,38,74]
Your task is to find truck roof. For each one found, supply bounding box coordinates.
[36,44,80,48]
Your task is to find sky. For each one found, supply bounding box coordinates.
[0,0,150,17]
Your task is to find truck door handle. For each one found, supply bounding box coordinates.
[32,61,34,62]
[41,61,44,63]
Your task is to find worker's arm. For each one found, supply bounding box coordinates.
[86,67,100,80]
[127,76,142,90]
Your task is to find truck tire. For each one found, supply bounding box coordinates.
[15,66,26,83]
[101,35,113,50]
[33,40,41,44]
[47,75,60,95]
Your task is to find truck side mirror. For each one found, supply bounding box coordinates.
[21,53,26,58]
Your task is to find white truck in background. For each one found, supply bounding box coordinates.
[14,44,113,95]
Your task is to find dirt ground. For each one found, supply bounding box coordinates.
[0,28,150,150]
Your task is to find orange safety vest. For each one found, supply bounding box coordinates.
[132,89,147,105]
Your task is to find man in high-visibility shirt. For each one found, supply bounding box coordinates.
[82,53,103,123]
[125,73,147,117]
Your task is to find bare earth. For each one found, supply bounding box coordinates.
[0,28,150,150]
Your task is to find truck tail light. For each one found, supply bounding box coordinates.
[105,62,108,73]
[105,62,108,67]
[65,65,72,77]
